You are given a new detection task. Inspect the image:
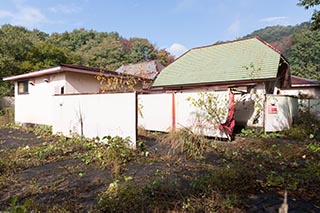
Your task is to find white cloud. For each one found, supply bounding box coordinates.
[0,3,48,27]
[49,4,82,14]
[259,16,289,25]
[12,7,48,27]
[228,17,241,35]
[166,43,188,58]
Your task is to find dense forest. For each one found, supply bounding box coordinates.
[0,25,174,96]
[0,20,319,96]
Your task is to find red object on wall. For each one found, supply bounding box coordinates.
[268,104,278,114]
[219,92,235,137]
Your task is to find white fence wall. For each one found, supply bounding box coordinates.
[138,92,231,138]
[53,93,137,147]
[265,95,298,132]
[139,92,298,136]
[175,92,229,138]
[138,93,172,132]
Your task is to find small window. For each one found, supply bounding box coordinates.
[18,81,29,94]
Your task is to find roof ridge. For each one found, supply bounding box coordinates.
[120,60,158,68]
[254,36,283,55]
[171,36,281,62]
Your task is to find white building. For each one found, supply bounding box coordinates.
[3,64,127,125]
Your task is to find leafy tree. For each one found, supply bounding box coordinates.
[298,0,320,30]
[21,42,72,71]
[86,36,125,70]
[0,24,173,95]
[0,25,48,95]
[49,29,98,51]
[127,38,157,63]
[289,27,320,80]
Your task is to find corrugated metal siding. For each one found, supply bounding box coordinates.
[116,60,164,80]
[153,38,281,87]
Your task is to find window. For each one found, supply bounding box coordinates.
[18,81,29,94]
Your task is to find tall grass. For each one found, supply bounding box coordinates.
[160,127,207,159]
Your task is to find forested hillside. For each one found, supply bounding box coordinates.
[244,22,320,81]
[0,25,174,96]
[1,21,319,96]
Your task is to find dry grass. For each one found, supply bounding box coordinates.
[159,127,207,159]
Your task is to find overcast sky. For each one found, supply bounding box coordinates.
[0,0,316,57]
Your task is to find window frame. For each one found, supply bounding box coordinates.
[17,80,29,94]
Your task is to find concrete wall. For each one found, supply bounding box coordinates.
[234,83,266,128]
[138,93,172,132]
[282,87,320,99]
[175,91,229,138]
[138,91,232,138]
[52,93,137,147]
[265,95,298,132]
[139,88,297,136]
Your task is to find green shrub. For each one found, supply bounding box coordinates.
[286,111,320,140]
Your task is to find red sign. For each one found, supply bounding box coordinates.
[268,104,277,114]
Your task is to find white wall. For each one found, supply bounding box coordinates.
[139,89,297,136]
[265,95,298,132]
[234,83,266,128]
[14,72,102,125]
[14,74,65,125]
[175,91,229,138]
[282,87,320,99]
[52,93,137,147]
[65,72,101,94]
[138,93,172,132]
[138,91,231,138]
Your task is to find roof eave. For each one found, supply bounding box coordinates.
[3,66,62,81]
[291,84,320,88]
[152,78,275,90]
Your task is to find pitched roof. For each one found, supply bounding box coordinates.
[3,64,150,82]
[152,37,283,88]
[291,75,320,87]
[115,60,164,80]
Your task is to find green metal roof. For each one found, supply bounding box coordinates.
[152,37,281,87]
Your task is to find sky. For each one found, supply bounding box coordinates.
[0,0,317,57]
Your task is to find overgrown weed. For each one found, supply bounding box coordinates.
[285,111,320,140]
[159,127,207,159]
